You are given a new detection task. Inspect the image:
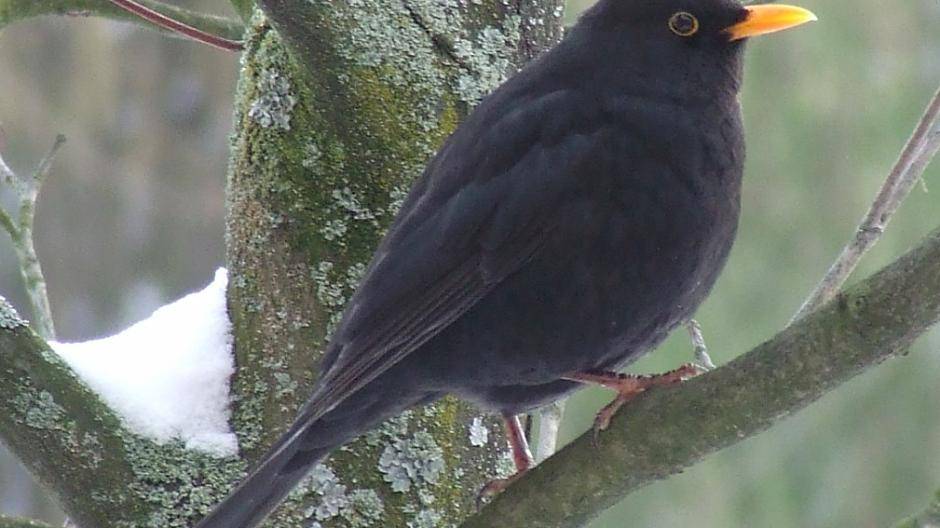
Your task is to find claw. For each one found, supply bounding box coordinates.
[566,363,706,444]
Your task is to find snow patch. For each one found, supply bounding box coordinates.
[51,268,237,456]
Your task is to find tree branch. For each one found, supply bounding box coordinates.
[892,489,940,528]
[463,225,940,528]
[0,135,64,340]
[793,86,940,320]
[0,0,244,41]
[0,515,56,528]
[0,298,247,527]
[0,306,144,527]
[106,0,243,51]
[226,0,254,23]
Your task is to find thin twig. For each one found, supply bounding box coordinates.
[107,0,244,51]
[33,135,66,185]
[0,0,245,40]
[686,319,716,370]
[0,135,64,340]
[792,85,940,321]
[533,400,566,463]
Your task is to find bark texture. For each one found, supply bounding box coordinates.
[0,302,247,528]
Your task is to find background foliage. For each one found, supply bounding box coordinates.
[0,0,938,526]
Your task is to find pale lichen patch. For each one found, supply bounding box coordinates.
[343,489,385,527]
[0,295,27,329]
[452,19,521,104]
[495,448,517,478]
[274,371,299,399]
[248,66,297,130]
[298,463,386,527]
[378,431,446,492]
[468,416,489,446]
[121,435,246,528]
[13,389,66,429]
[407,508,443,528]
[311,260,349,339]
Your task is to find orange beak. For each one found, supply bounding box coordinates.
[724,4,818,41]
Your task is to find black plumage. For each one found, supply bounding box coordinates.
[197,0,816,526]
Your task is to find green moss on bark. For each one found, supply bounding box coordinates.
[0,325,248,527]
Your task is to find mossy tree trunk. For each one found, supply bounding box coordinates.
[222,0,563,526]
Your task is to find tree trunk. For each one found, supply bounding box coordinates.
[223,1,562,525]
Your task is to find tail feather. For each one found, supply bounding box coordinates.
[195,431,331,528]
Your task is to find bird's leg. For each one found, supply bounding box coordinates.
[564,363,705,442]
[477,413,534,506]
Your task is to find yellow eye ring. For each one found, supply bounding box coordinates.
[669,11,699,37]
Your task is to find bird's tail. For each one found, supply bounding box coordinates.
[194,425,330,528]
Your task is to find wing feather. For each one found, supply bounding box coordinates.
[296,88,607,423]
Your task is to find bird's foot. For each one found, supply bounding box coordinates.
[565,363,705,443]
[476,413,533,508]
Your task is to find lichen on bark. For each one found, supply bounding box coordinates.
[0,324,247,527]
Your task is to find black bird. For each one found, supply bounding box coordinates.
[197,1,816,526]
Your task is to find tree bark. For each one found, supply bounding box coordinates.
[0,301,250,527]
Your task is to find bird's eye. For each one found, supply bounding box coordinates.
[668,12,699,37]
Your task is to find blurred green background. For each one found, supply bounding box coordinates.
[1,0,938,526]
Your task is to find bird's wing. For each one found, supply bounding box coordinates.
[297,88,606,423]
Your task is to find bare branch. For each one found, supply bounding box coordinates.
[0,135,63,339]
[31,134,66,185]
[793,86,940,321]
[106,0,243,51]
[0,307,248,527]
[686,319,716,370]
[533,400,565,463]
[0,515,56,528]
[462,225,940,528]
[0,0,244,43]
[892,489,940,528]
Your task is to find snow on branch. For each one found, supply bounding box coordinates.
[51,269,237,456]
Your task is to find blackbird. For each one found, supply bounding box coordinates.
[197,1,816,526]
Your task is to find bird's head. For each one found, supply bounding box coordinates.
[572,0,817,101]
